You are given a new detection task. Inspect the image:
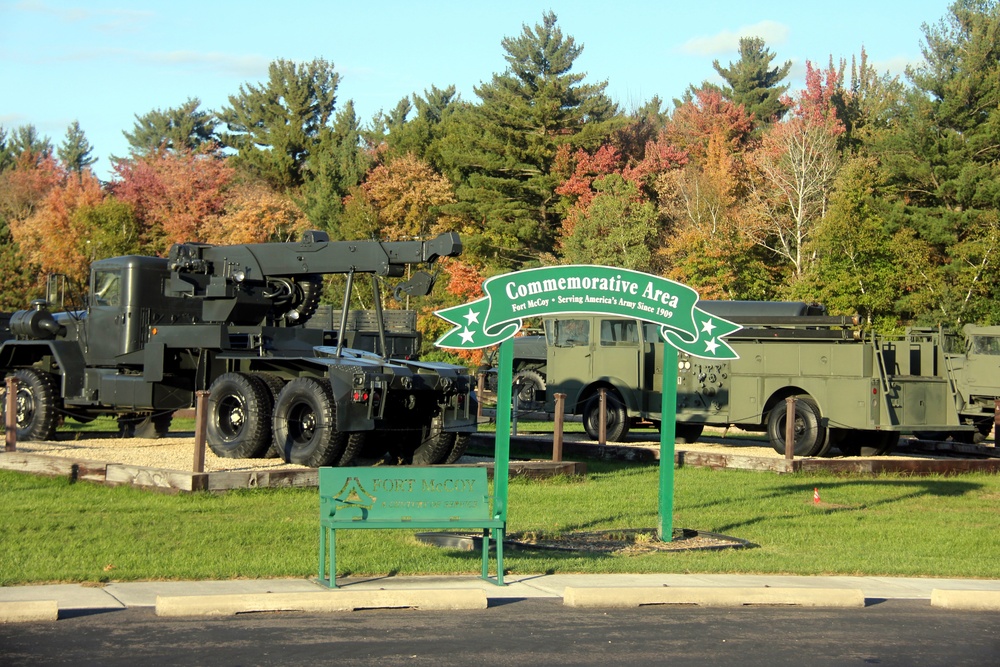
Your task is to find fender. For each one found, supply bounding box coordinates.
[577,376,642,415]
[0,340,87,399]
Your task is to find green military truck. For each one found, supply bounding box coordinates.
[505,302,996,457]
[300,307,422,360]
[0,232,476,467]
[930,324,1000,442]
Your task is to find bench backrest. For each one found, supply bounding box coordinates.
[319,467,493,524]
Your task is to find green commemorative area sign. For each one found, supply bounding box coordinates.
[435,265,741,543]
[435,265,741,360]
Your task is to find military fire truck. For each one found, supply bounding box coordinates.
[493,302,998,457]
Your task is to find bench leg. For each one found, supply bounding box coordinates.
[481,527,489,580]
[480,526,506,586]
[318,526,327,586]
[494,526,505,586]
[328,528,338,588]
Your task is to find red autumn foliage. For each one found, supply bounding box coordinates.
[794,61,844,126]
[441,257,485,301]
[554,144,624,210]
[556,128,686,241]
[663,89,754,163]
[623,133,689,182]
[112,147,234,253]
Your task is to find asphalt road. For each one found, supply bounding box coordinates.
[1,599,997,666]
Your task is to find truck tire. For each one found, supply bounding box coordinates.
[766,395,827,457]
[513,370,546,412]
[871,431,899,456]
[271,377,348,467]
[286,275,323,325]
[250,373,286,458]
[1,368,59,441]
[411,416,455,465]
[443,433,472,464]
[827,427,855,456]
[207,372,273,459]
[843,430,899,456]
[335,432,366,466]
[674,423,704,444]
[583,391,631,442]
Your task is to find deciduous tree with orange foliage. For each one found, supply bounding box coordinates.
[655,89,778,299]
[341,153,457,242]
[203,183,310,246]
[10,165,104,284]
[0,153,63,307]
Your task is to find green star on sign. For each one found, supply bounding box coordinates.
[434,265,741,359]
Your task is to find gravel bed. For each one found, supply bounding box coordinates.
[7,425,984,471]
[512,426,977,461]
[9,433,310,472]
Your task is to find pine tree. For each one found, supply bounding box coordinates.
[298,100,371,231]
[381,85,461,170]
[438,11,622,266]
[8,125,52,163]
[877,0,1000,325]
[0,127,12,173]
[712,37,792,125]
[58,121,97,174]
[218,58,339,190]
[123,98,217,155]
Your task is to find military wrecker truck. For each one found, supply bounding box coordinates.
[300,306,422,360]
[495,302,998,457]
[0,232,476,467]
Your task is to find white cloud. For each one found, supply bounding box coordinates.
[14,0,153,31]
[0,113,30,126]
[679,20,790,56]
[42,48,269,79]
[872,55,922,77]
[141,51,270,78]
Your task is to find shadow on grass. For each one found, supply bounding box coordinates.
[708,477,984,535]
[679,476,983,513]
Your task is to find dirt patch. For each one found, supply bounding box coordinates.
[506,527,751,554]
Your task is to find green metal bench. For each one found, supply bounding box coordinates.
[318,467,505,588]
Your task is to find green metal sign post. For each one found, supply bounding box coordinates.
[434,265,739,542]
[492,338,513,522]
[659,344,678,540]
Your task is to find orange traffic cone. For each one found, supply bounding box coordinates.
[814,487,820,504]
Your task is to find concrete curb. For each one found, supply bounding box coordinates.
[155,589,488,617]
[0,600,59,623]
[931,589,1000,610]
[563,586,866,608]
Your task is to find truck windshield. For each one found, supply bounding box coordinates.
[547,319,589,347]
[92,270,121,307]
[971,335,1000,355]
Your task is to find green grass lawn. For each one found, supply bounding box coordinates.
[1,461,998,586]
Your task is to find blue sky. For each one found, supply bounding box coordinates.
[1,0,954,179]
